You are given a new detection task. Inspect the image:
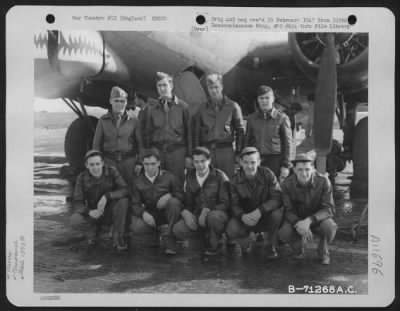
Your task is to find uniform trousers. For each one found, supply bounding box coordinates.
[279,218,337,257]
[173,210,229,250]
[70,197,129,239]
[225,208,283,249]
[130,197,182,238]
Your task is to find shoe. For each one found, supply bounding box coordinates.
[176,239,189,249]
[265,245,279,260]
[113,232,128,251]
[294,248,305,260]
[241,241,253,255]
[151,232,161,247]
[204,248,218,256]
[255,233,264,247]
[164,236,177,255]
[321,254,330,265]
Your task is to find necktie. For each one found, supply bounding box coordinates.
[116,115,121,129]
[163,100,169,113]
[212,100,220,111]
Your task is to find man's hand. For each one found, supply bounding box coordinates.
[294,218,312,236]
[241,209,261,227]
[142,211,156,228]
[198,208,210,228]
[97,195,107,214]
[242,214,256,227]
[248,209,262,224]
[157,193,172,209]
[134,163,143,175]
[89,209,103,220]
[185,156,193,170]
[302,229,314,243]
[181,209,198,230]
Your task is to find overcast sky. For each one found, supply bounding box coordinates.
[34,98,107,115]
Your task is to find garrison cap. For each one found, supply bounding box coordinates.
[192,146,211,159]
[239,146,259,158]
[256,85,274,97]
[291,153,315,164]
[110,86,128,99]
[84,149,103,162]
[141,147,161,161]
[156,72,173,83]
[205,73,223,86]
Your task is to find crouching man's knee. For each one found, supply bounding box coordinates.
[225,217,247,240]
[278,221,296,242]
[130,215,155,234]
[166,197,182,216]
[172,219,191,239]
[319,218,337,242]
[270,208,283,224]
[207,210,228,231]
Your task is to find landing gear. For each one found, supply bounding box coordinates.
[337,95,368,198]
[64,116,98,173]
[350,117,368,198]
[60,97,99,176]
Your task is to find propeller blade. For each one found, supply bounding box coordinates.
[314,33,337,157]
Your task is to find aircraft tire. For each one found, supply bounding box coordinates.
[350,116,368,198]
[64,116,98,173]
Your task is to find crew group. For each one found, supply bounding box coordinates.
[70,72,337,265]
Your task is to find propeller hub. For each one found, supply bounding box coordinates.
[316,33,354,46]
[295,33,368,65]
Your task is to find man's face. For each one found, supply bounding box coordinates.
[143,156,160,177]
[207,82,223,101]
[156,79,173,98]
[193,154,211,176]
[85,155,104,178]
[294,162,314,185]
[240,153,260,177]
[257,92,274,112]
[110,97,127,114]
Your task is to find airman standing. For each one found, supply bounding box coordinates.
[145,72,192,183]
[193,73,245,177]
[244,85,293,181]
[93,86,143,186]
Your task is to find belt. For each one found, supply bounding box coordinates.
[152,143,186,153]
[104,152,136,162]
[205,141,233,149]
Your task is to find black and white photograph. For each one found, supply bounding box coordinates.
[6,6,395,307]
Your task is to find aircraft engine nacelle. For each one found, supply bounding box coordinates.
[288,33,368,93]
[34,30,129,99]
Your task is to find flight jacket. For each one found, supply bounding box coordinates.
[183,166,230,216]
[73,164,128,215]
[230,166,282,219]
[282,171,335,225]
[131,169,184,216]
[193,95,245,153]
[244,107,293,168]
